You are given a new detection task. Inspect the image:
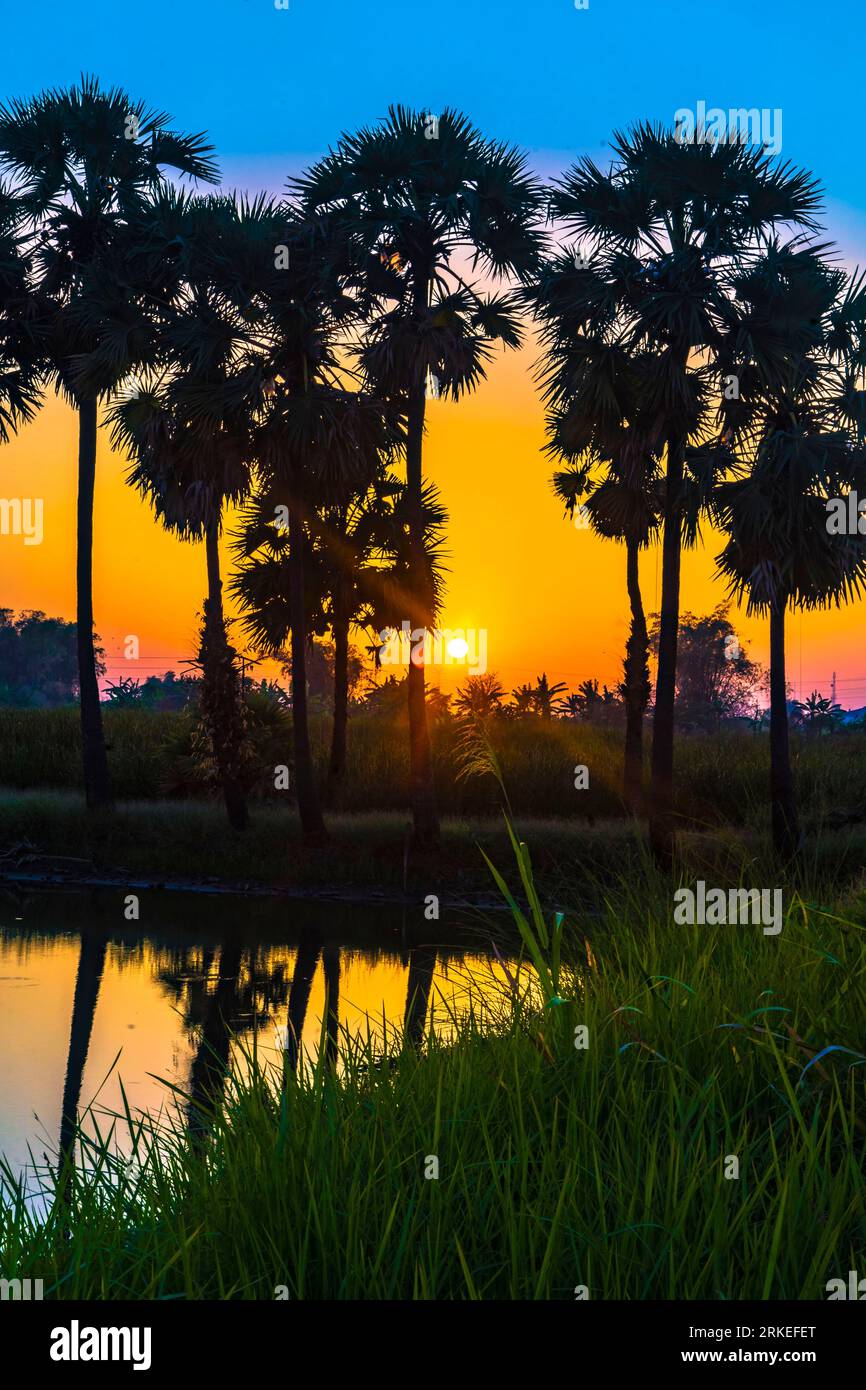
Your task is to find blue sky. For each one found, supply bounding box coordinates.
[4,0,865,241]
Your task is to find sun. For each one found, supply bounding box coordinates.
[446,636,469,661]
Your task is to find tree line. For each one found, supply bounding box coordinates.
[1,82,864,861]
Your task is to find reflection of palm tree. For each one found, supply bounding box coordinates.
[322,942,340,1068]
[59,929,108,1171]
[188,941,243,1141]
[404,945,437,1049]
[285,929,322,1073]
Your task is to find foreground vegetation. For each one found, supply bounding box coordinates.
[2,855,864,1300]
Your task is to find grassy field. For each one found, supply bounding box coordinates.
[2,853,865,1300]
[2,706,866,828]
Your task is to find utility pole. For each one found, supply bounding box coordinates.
[831,670,837,705]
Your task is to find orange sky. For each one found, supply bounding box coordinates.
[2,341,865,706]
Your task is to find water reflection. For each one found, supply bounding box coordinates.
[0,888,515,1181]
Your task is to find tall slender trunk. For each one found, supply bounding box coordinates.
[59,929,108,1176]
[649,431,685,865]
[405,275,440,848]
[204,517,248,831]
[769,598,799,858]
[76,399,111,809]
[623,537,649,815]
[288,506,326,840]
[327,595,350,804]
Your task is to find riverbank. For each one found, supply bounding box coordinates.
[2,873,864,1300]
[3,788,866,914]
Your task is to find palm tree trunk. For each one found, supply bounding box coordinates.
[204,518,249,832]
[288,506,326,840]
[327,595,350,803]
[649,432,684,865]
[623,537,649,815]
[769,598,799,858]
[76,399,111,810]
[406,342,440,850]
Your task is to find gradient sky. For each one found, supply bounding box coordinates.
[2,0,866,702]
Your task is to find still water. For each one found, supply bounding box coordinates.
[0,886,517,1184]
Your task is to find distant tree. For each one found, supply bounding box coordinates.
[102,670,200,711]
[792,690,843,734]
[562,678,622,724]
[453,673,506,721]
[509,673,568,719]
[0,609,103,707]
[648,605,765,729]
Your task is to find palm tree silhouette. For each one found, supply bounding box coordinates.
[550,122,822,861]
[296,106,544,848]
[0,181,43,443]
[453,673,506,720]
[715,243,866,856]
[240,202,406,840]
[232,472,448,806]
[109,193,280,829]
[0,78,218,808]
[532,245,664,809]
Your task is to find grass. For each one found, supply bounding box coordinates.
[2,845,865,1300]
[2,706,865,828]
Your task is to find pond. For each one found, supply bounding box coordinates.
[0,886,521,1187]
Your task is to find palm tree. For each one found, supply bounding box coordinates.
[109,194,273,830]
[453,673,506,720]
[296,106,545,848]
[237,200,405,840]
[550,123,822,861]
[715,243,866,856]
[532,246,664,810]
[793,691,843,733]
[0,78,218,808]
[232,473,447,808]
[0,181,44,443]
